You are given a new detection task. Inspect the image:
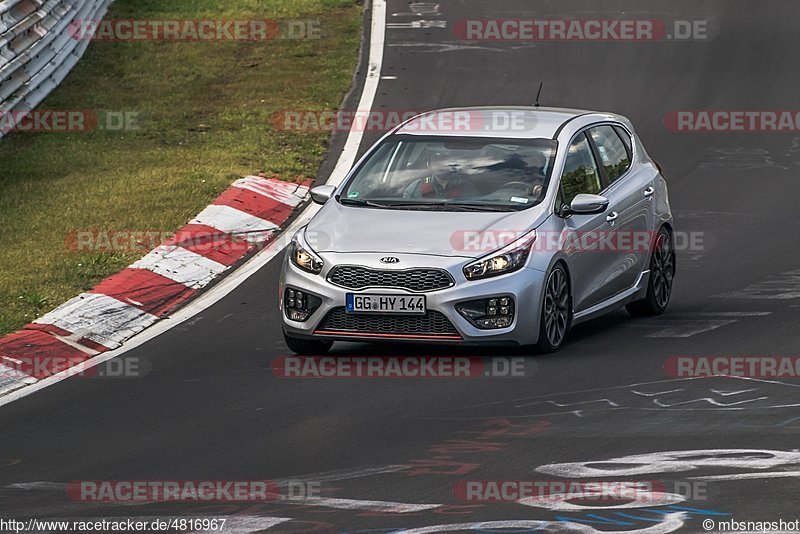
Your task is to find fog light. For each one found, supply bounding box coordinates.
[283,287,321,322]
[456,296,515,330]
[475,316,513,328]
[287,310,308,321]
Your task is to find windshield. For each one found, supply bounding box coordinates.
[339,135,558,211]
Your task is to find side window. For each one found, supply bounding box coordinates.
[613,125,632,154]
[588,125,631,183]
[561,133,602,205]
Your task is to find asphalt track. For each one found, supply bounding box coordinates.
[2,1,800,532]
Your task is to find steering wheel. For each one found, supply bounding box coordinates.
[494,180,545,201]
[502,181,536,191]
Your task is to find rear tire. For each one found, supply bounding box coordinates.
[283,331,333,355]
[534,263,572,353]
[626,226,675,317]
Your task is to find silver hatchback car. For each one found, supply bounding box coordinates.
[279,107,674,354]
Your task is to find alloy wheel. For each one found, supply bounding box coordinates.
[651,232,674,309]
[543,267,570,347]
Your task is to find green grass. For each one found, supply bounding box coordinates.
[0,0,361,335]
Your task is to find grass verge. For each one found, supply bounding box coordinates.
[0,0,361,335]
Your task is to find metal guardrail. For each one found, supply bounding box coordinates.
[0,0,113,138]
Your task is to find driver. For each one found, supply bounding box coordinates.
[403,146,479,199]
[487,149,548,198]
[527,150,548,198]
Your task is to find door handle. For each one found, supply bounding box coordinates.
[606,211,619,222]
[643,186,655,198]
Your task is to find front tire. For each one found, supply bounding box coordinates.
[626,226,675,317]
[283,331,333,355]
[534,263,572,353]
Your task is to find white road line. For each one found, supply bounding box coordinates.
[690,470,800,481]
[631,311,772,338]
[7,481,67,490]
[386,20,447,29]
[630,389,684,397]
[395,514,687,534]
[715,269,800,300]
[689,311,772,316]
[326,0,385,187]
[652,396,769,408]
[709,388,759,396]
[280,495,440,513]
[0,0,387,408]
[644,319,737,338]
[276,464,408,484]
[196,516,291,533]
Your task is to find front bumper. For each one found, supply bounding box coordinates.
[279,252,546,346]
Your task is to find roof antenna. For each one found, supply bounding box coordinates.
[533,81,543,108]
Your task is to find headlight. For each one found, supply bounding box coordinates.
[463,231,535,280]
[289,229,324,274]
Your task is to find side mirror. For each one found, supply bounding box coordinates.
[310,184,337,205]
[566,193,609,215]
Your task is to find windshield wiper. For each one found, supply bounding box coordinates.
[338,197,393,208]
[390,201,517,212]
[339,198,518,212]
[443,202,519,212]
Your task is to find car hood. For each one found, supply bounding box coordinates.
[306,201,551,258]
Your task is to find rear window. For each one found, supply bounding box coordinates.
[613,125,633,154]
[588,125,631,183]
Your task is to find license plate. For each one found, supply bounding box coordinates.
[346,293,426,314]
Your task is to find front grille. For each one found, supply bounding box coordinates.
[316,308,460,338]
[328,266,453,292]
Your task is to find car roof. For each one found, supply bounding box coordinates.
[393,106,627,140]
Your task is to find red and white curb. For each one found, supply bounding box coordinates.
[0,0,387,406]
[0,176,309,396]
